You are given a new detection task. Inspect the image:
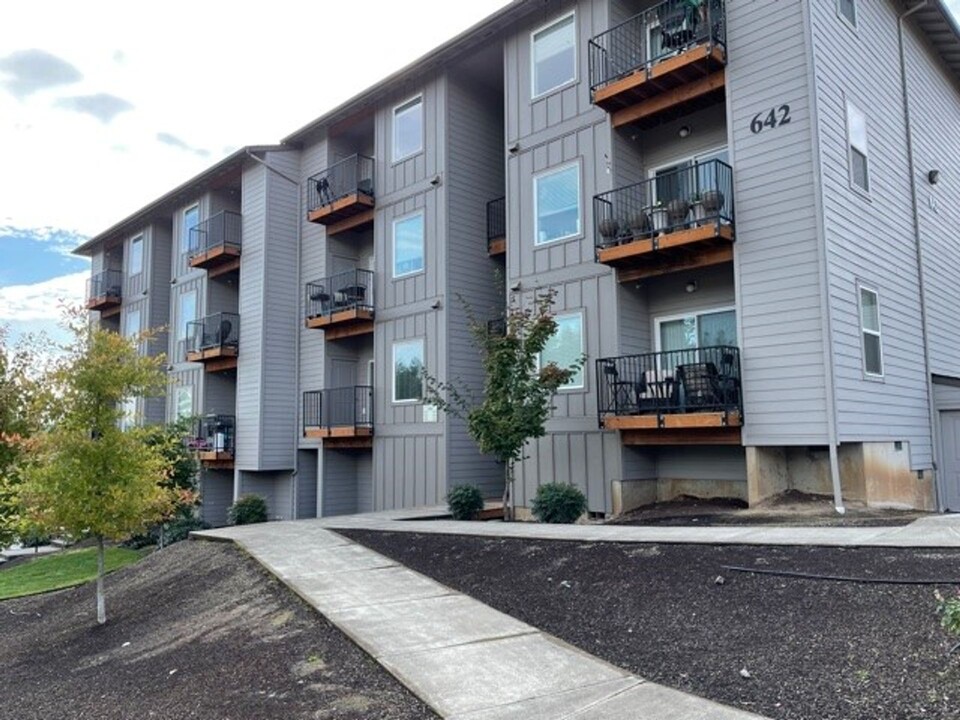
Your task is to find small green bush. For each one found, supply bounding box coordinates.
[531,482,587,524]
[228,495,268,526]
[935,589,960,637]
[447,484,485,520]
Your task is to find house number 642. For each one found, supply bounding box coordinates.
[750,105,792,134]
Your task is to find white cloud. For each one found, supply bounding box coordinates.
[0,270,87,321]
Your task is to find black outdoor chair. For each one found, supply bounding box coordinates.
[676,362,722,410]
[602,361,642,415]
[660,3,701,50]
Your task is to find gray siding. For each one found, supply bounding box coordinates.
[238,470,293,520]
[296,449,318,519]
[376,76,444,200]
[200,469,234,527]
[322,449,359,516]
[657,446,747,483]
[727,0,830,445]
[811,0,932,468]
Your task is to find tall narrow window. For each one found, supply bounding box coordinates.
[181,205,199,253]
[392,96,423,162]
[129,235,143,276]
[393,212,425,278]
[175,385,194,420]
[847,101,869,192]
[532,13,576,97]
[393,339,424,403]
[124,307,141,338]
[541,312,584,390]
[859,286,883,376]
[534,164,581,245]
[178,290,197,341]
[838,0,857,27]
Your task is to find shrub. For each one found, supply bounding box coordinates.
[531,482,587,524]
[935,589,960,638]
[228,495,268,526]
[447,484,485,521]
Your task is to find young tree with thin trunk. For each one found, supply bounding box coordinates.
[424,289,583,521]
[19,319,175,624]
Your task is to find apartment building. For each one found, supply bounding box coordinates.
[78,0,960,522]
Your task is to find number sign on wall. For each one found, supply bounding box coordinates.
[750,105,792,134]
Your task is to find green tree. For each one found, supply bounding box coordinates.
[424,289,583,521]
[19,321,176,624]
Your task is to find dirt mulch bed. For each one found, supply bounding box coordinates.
[341,530,960,720]
[0,541,436,720]
[609,492,927,527]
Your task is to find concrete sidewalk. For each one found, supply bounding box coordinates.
[314,505,960,547]
[194,521,765,719]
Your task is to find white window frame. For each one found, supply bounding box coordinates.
[837,0,857,29]
[392,94,424,163]
[653,305,738,353]
[392,210,425,279]
[120,397,138,431]
[175,385,194,420]
[392,338,425,404]
[531,11,577,100]
[181,204,199,253]
[177,289,198,341]
[846,99,870,195]
[124,307,141,338]
[129,234,144,276]
[857,283,884,378]
[539,311,585,391]
[533,162,582,246]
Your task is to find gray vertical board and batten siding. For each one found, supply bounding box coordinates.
[296,449,319,519]
[810,0,932,468]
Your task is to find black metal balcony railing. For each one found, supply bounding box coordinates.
[305,268,374,320]
[86,269,123,305]
[187,312,240,355]
[189,414,235,456]
[187,210,242,259]
[594,159,733,249]
[597,346,741,419]
[588,0,726,94]
[487,196,505,248]
[303,386,374,433]
[306,154,375,216]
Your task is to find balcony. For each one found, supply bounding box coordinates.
[85,269,123,316]
[597,346,742,445]
[188,414,235,468]
[588,0,726,128]
[188,211,242,277]
[186,312,239,372]
[306,154,375,235]
[594,159,734,282]
[303,386,373,448]
[487,196,506,256]
[305,269,374,340]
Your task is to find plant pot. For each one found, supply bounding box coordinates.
[650,207,667,233]
[702,190,724,214]
[627,212,650,238]
[691,201,705,223]
[598,218,620,239]
[666,199,690,227]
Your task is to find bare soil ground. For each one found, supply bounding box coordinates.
[342,530,960,720]
[0,541,436,720]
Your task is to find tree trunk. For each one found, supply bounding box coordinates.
[502,462,514,523]
[96,535,106,625]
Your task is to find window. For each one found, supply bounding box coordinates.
[532,13,576,97]
[393,212,425,278]
[392,96,423,162]
[859,286,883,376]
[124,307,141,338]
[178,290,197,341]
[847,101,869,192]
[181,205,199,253]
[393,339,424,403]
[534,164,581,245]
[658,309,737,352]
[175,385,194,420]
[120,397,137,431]
[541,313,584,390]
[838,0,857,27]
[129,235,143,276]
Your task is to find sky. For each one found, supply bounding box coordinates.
[0,0,513,346]
[2,0,960,348]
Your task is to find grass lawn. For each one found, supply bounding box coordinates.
[0,546,151,600]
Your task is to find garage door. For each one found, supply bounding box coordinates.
[940,411,960,511]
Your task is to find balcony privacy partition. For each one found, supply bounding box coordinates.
[306,154,375,232]
[594,159,734,280]
[186,312,239,370]
[187,211,242,274]
[597,346,742,439]
[189,414,235,466]
[303,386,374,445]
[86,269,123,314]
[487,196,506,255]
[305,268,375,339]
[588,0,726,126]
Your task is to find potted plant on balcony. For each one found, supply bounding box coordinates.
[690,192,705,223]
[649,202,667,235]
[666,198,691,228]
[597,217,620,246]
[626,210,650,240]
[702,189,725,216]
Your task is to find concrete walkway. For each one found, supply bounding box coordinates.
[195,521,765,719]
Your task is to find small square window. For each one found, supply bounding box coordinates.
[393,338,424,403]
[129,235,143,276]
[838,0,857,27]
[847,101,869,192]
[393,212,425,278]
[393,96,423,162]
[541,312,584,390]
[532,13,576,98]
[859,286,883,376]
[534,164,581,245]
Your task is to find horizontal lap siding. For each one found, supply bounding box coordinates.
[727,0,829,446]
[812,0,931,468]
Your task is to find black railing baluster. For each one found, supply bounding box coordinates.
[302,386,373,434]
[304,268,375,321]
[306,154,375,217]
[86,269,123,305]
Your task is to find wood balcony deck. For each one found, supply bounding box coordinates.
[86,295,122,317]
[185,346,238,372]
[307,194,375,236]
[188,245,241,277]
[197,450,234,469]
[303,426,373,449]
[605,410,742,446]
[488,235,506,256]
[597,221,734,282]
[305,307,374,340]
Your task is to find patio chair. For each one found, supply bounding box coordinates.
[676,362,722,410]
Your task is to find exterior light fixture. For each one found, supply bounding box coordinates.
[928,169,940,185]
[685,280,698,293]
[678,126,692,138]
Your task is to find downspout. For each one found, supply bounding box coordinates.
[245,149,302,520]
[897,0,940,508]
